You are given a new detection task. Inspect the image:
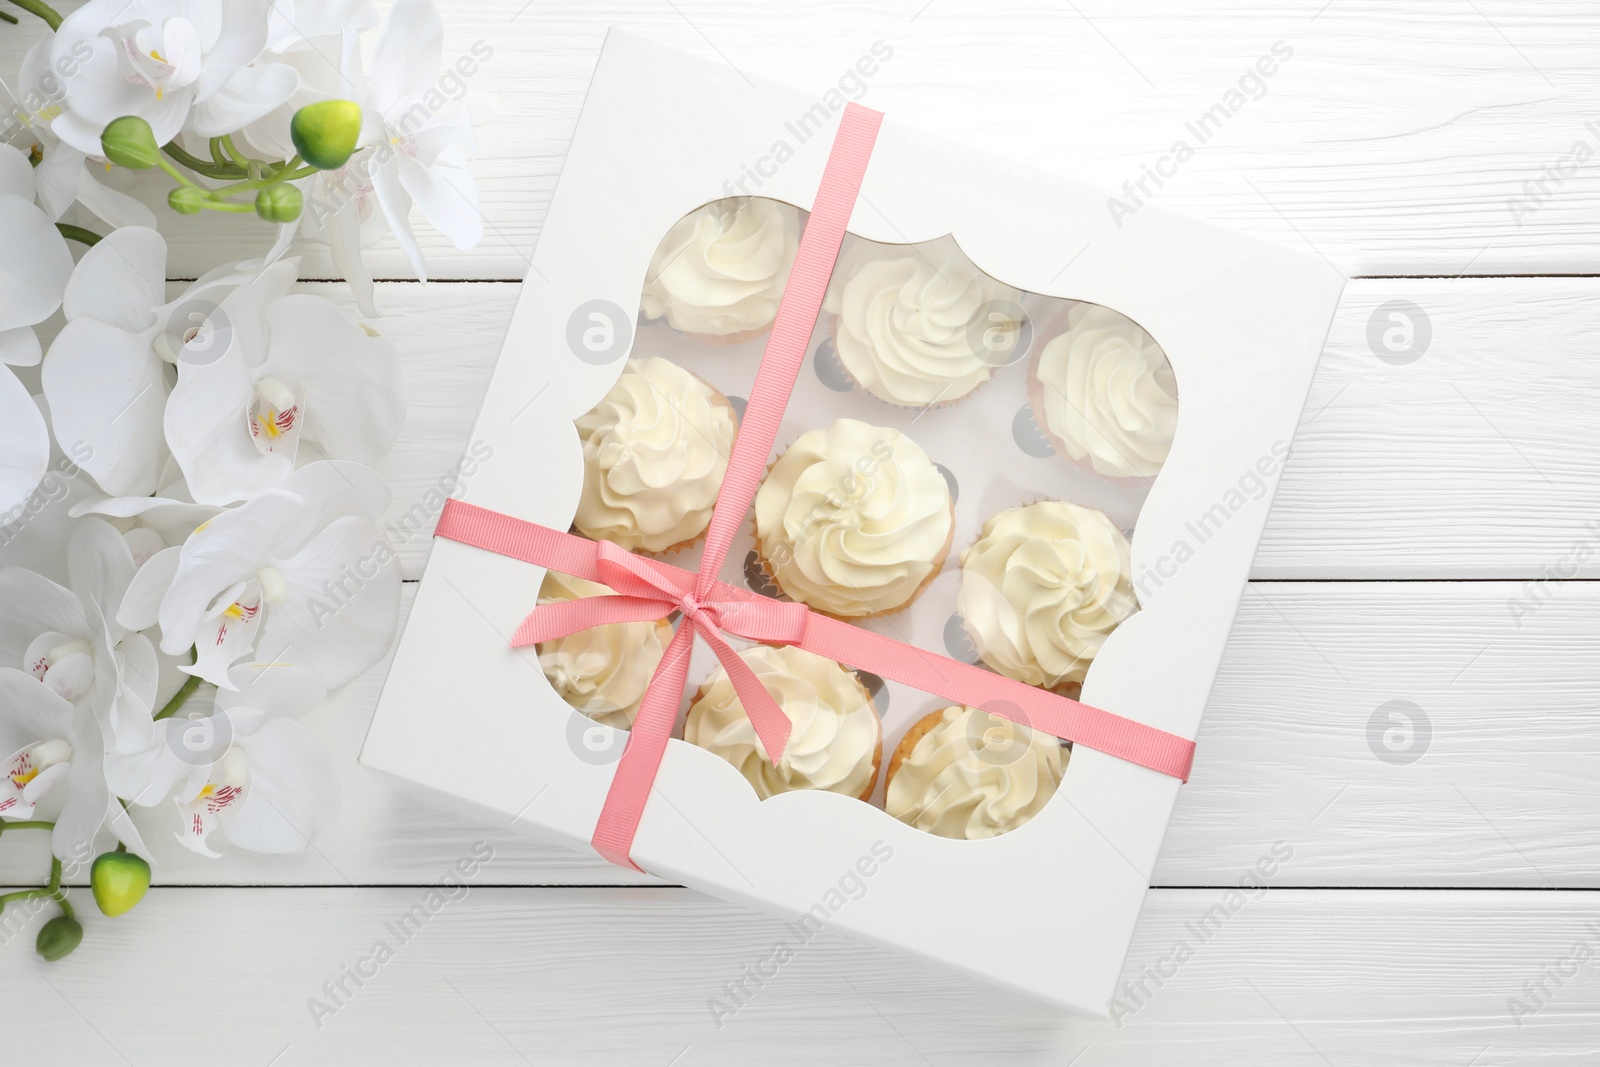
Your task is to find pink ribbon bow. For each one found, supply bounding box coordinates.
[433,102,1197,872]
[512,537,810,782]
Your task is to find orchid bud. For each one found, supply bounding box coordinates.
[36,914,82,961]
[290,100,362,171]
[101,116,161,170]
[256,184,303,223]
[168,186,205,215]
[90,851,151,918]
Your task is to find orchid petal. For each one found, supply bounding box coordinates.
[222,717,339,852]
[119,544,181,634]
[0,327,42,368]
[63,225,166,332]
[0,145,35,200]
[215,661,325,720]
[43,317,169,498]
[190,62,300,135]
[258,514,399,688]
[258,295,403,463]
[0,368,48,515]
[0,196,72,332]
[369,0,443,111]
[398,147,482,252]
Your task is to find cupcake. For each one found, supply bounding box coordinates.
[574,356,738,553]
[885,705,1066,840]
[958,501,1136,689]
[1029,303,1178,480]
[685,645,881,801]
[640,197,803,344]
[821,240,1025,408]
[753,418,954,618]
[534,571,673,729]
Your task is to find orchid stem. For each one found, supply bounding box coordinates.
[153,664,202,722]
[0,829,70,921]
[212,156,310,196]
[5,0,60,30]
[162,141,248,181]
[56,223,100,247]
[0,11,19,25]
[220,134,250,169]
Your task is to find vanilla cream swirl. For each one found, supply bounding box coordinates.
[1035,303,1178,478]
[823,241,1023,406]
[754,419,953,617]
[685,645,880,799]
[574,357,736,552]
[535,572,670,729]
[887,705,1066,840]
[958,501,1136,688]
[640,197,802,338]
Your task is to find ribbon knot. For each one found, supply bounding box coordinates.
[511,536,801,784]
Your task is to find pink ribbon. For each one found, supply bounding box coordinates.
[434,103,1196,871]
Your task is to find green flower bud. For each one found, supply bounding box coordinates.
[91,851,151,918]
[290,100,362,171]
[101,116,162,170]
[36,914,82,961]
[255,183,303,223]
[168,186,205,216]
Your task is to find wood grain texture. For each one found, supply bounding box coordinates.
[2,886,1595,1065]
[6,580,1596,889]
[5,2,1600,278]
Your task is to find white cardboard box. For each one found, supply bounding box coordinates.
[360,29,1344,1014]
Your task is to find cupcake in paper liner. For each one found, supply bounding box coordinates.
[640,197,803,345]
[574,355,738,554]
[685,644,881,801]
[821,239,1026,409]
[956,500,1137,690]
[1028,302,1178,483]
[753,418,954,619]
[885,704,1066,840]
[535,571,673,729]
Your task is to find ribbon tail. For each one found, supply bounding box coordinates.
[512,596,674,648]
[591,624,694,871]
[700,627,792,767]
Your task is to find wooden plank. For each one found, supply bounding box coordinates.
[2,886,1595,1064]
[5,2,1600,279]
[7,580,1596,889]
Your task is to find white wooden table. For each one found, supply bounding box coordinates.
[7,2,1600,1062]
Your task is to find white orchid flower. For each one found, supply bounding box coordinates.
[128,461,399,690]
[0,398,99,585]
[0,669,145,861]
[105,661,338,857]
[14,41,158,231]
[42,227,174,499]
[48,0,300,157]
[0,519,161,754]
[0,146,74,515]
[161,249,403,505]
[268,0,479,315]
[361,0,481,275]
